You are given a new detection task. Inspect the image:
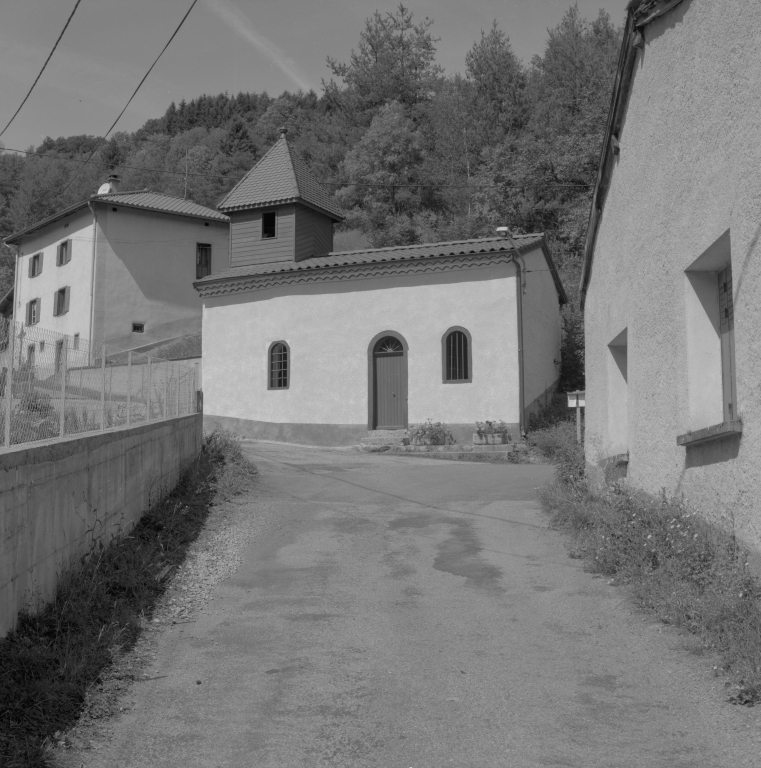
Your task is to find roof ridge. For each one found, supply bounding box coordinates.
[284,139,301,197]
[216,138,288,210]
[324,234,542,258]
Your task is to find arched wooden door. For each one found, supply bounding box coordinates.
[371,334,408,430]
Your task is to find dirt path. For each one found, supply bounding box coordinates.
[62,442,761,767]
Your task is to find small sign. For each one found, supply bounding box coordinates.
[567,390,586,408]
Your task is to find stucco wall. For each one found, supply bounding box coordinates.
[520,247,562,413]
[14,207,95,342]
[0,414,202,637]
[584,0,761,551]
[93,205,229,349]
[203,263,531,444]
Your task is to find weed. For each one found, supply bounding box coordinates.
[0,428,255,767]
[536,428,761,707]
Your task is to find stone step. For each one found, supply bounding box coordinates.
[360,430,409,446]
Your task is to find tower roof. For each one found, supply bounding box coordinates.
[217,131,344,221]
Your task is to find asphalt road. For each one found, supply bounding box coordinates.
[79,442,761,767]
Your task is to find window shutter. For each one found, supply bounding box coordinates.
[64,287,70,314]
[38,253,43,272]
[53,291,58,317]
[28,258,32,278]
[56,244,61,266]
[26,301,30,324]
[36,298,41,322]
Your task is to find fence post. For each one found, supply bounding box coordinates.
[147,356,152,421]
[176,364,181,416]
[100,344,106,430]
[126,351,132,426]
[59,342,68,438]
[163,361,168,419]
[4,321,15,447]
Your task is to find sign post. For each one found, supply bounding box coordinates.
[567,390,586,444]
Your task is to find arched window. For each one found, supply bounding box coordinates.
[268,341,289,389]
[442,327,472,383]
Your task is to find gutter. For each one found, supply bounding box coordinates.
[513,254,526,437]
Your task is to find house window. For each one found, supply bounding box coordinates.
[269,341,289,389]
[73,333,80,350]
[442,327,472,383]
[57,240,71,266]
[26,298,41,326]
[718,265,737,422]
[196,243,212,279]
[132,322,145,333]
[684,230,737,433]
[53,286,70,316]
[29,253,43,278]
[262,211,277,239]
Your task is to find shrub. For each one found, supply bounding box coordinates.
[408,420,454,446]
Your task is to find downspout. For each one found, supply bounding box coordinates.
[513,254,526,438]
[87,202,98,357]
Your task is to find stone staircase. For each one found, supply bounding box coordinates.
[358,430,410,451]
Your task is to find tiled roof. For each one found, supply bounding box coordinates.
[217,134,344,220]
[92,191,228,221]
[194,233,567,303]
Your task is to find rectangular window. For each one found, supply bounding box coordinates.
[132,322,145,333]
[57,240,71,266]
[26,298,40,326]
[53,286,70,316]
[718,264,737,422]
[262,211,277,239]
[29,253,43,278]
[196,243,212,279]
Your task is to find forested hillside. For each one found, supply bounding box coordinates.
[0,4,621,388]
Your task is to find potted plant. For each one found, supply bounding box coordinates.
[474,420,512,445]
[409,419,455,446]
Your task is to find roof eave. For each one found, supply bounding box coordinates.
[579,0,687,310]
[90,196,229,222]
[3,200,90,244]
[219,196,344,222]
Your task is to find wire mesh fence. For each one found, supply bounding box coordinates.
[0,319,199,449]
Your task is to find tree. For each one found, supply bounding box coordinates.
[326,4,442,123]
[465,22,528,137]
[338,102,424,246]
[220,119,257,158]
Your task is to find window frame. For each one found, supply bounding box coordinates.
[261,210,277,240]
[441,326,473,384]
[29,252,43,278]
[268,340,290,390]
[132,322,145,334]
[53,286,70,317]
[26,298,41,326]
[56,239,71,266]
[196,242,212,279]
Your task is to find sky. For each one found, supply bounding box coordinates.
[0,0,627,152]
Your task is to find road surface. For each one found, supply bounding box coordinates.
[77,441,761,767]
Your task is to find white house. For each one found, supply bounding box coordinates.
[4,187,229,355]
[196,131,567,446]
[580,0,761,552]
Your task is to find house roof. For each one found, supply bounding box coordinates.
[195,234,567,303]
[4,191,228,244]
[579,0,687,307]
[92,191,229,222]
[217,131,345,221]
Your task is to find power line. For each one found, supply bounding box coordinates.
[0,0,84,140]
[59,0,199,196]
[1,146,593,191]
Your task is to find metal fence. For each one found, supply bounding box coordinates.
[0,319,199,449]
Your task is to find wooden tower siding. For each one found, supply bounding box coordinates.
[230,205,297,268]
[294,205,334,262]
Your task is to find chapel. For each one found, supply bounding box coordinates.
[195,129,566,446]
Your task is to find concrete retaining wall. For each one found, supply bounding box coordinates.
[0,413,203,637]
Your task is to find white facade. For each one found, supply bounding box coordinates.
[201,243,563,446]
[9,198,229,353]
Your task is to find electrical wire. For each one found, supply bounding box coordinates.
[58,0,199,196]
[0,0,84,139]
[1,145,593,190]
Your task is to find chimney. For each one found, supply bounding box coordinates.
[97,173,121,195]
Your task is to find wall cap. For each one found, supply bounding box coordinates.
[676,420,743,447]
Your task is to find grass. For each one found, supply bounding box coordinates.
[530,420,761,707]
[0,429,255,768]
